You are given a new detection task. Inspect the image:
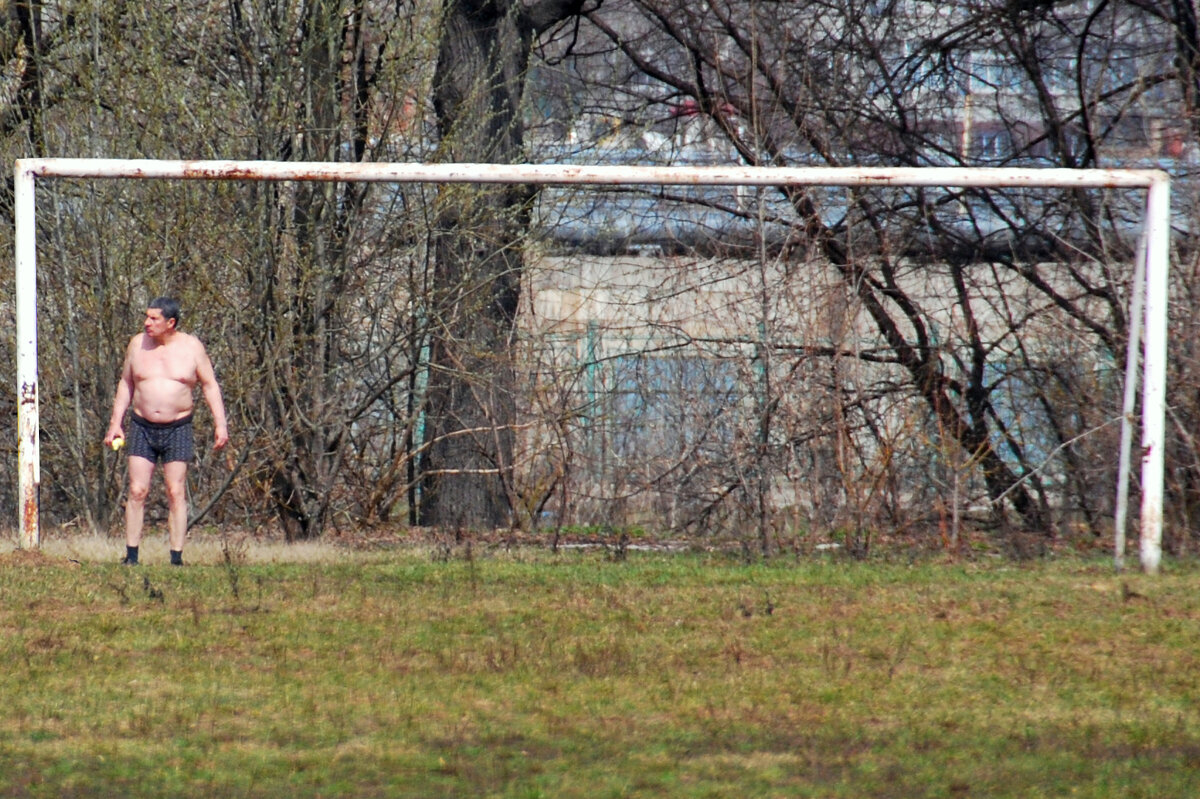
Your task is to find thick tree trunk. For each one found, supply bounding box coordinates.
[421,0,593,528]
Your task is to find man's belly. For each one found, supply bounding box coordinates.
[132,380,195,423]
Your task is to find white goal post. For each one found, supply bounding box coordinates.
[12,158,1172,572]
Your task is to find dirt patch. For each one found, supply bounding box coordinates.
[0,548,80,568]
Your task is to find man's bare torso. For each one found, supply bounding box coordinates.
[128,332,203,423]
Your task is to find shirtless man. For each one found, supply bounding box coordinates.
[104,297,228,565]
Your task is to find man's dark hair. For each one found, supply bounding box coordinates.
[149,296,181,326]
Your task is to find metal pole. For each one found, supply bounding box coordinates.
[14,161,39,549]
[19,158,1165,189]
[1139,175,1171,574]
[1113,232,1146,571]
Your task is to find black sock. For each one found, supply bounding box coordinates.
[170,550,183,566]
[125,545,139,564]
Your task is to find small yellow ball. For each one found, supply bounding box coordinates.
[111,437,125,451]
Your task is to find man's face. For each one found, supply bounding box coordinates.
[144,308,175,339]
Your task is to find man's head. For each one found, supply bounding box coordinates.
[144,297,181,340]
[148,296,181,325]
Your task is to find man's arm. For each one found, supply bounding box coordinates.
[196,340,229,450]
[104,337,137,446]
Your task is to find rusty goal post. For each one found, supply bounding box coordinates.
[11,158,1172,571]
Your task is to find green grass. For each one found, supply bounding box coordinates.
[0,543,1198,797]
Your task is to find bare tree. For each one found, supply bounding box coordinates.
[521,0,1189,548]
[0,1,443,538]
[420,0,601,528]
[1,0,1197,559]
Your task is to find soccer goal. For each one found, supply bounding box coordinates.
[12,158,1172,572]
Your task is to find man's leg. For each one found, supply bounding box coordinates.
[163,460,189,561]
[125,456,155,563]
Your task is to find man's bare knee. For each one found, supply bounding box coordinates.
[164,483,187,506]
[164,468,189,505]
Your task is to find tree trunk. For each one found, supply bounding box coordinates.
[421,0,594,527]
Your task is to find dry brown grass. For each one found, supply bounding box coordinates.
[0,528,377,565]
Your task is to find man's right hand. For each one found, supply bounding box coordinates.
[104,427,124,448]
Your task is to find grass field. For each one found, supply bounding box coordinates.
[0,534,1197,798]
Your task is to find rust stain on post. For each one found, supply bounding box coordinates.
[21,482,38,548]
[18,380,39,548]
[172,163,257,181]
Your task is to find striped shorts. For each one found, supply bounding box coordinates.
[128,413,195,464]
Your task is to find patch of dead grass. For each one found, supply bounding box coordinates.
[0,530,371,565]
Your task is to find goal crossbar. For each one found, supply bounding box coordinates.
[12,158,1172,572]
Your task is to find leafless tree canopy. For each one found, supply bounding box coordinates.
[0,0,1196,556]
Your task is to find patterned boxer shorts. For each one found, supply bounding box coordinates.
[127,413,195,464]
